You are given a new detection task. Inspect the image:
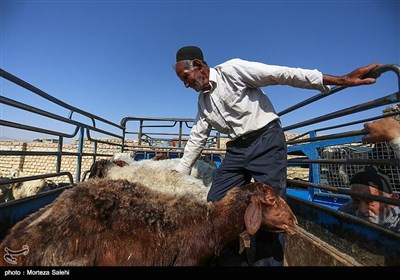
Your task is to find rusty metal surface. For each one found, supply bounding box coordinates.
[285,227,361,266]
[287,195,400,266]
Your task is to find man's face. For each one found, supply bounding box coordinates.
[175,61,207,92]
[350,184,391,224]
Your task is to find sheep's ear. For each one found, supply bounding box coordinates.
[113,160,128,167]
[88,162,100,179]
[244,196,262,235]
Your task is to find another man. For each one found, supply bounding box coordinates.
[173,45,380,266]
[338,166,400,232]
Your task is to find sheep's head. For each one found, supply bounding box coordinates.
[88,159,128,179]
[244,182,298,236]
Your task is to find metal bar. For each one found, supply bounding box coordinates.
[278,85,345,116]
[278,64,400,117]
[56,136,63,173]
[121,126,127,153]
[178,121,183,147]
[283,91,400,131]
[0,172,74,186]
[0,68,124,130]
[184,121,193,129]
[288,158,400,166]
[0,119,79,138]
[75,127,84,183]
[139,132,190,137]
[120,116,195,127]
[287,130,366,145]
[1,96,131,140]
[0,150,114,157]
[86,129,124,147]
[138,119,143,146]
[312,111,400,134]
[287,179,400,206]
[0,151,74,156]
[288,112,400,142]
[140,123,178,128]
[1,96,82,127]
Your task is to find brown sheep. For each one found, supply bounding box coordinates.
[0,179,297,266]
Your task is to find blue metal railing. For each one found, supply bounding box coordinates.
[0,68,125,185]
[280,64,400,208]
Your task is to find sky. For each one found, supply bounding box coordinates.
[1,0,399,141]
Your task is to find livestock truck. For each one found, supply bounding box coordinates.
[1,65,399,266]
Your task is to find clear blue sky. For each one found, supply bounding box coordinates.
[1,0,399,141]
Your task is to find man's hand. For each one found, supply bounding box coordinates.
[323,63,381,86]
[342,63,381,86]
[362,117,400,143]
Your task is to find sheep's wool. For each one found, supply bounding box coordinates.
[108,154,216,202]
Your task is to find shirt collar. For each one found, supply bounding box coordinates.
[202,68,217,94]
[209,67,217,84]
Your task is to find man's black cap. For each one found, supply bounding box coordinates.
[176,46,204,62]
[350,165,393,194]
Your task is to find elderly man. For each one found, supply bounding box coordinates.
[173,45,380,266]
[339,166,400,232]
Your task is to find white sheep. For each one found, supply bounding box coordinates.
[90,156,216,201]
[8,169,56,200]
[111,153,216,187]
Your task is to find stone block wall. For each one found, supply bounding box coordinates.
[1,133,309,184]
[0,139,135,183]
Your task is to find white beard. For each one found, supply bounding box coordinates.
[193,75,206,92]
[193,82,203,92]
[357,208,388,225]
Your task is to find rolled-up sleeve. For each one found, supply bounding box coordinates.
[175,114,212,174]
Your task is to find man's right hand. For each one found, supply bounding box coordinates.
[362,117,400,143]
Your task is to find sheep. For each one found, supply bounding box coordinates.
[0,178,14,202]
[0,179,298,266]
[88,157,216,201]
[11,178,48,200]
[0,171,48,202]
[8,169,57,200]
[152,152,169,161]
[110,153,216,187]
